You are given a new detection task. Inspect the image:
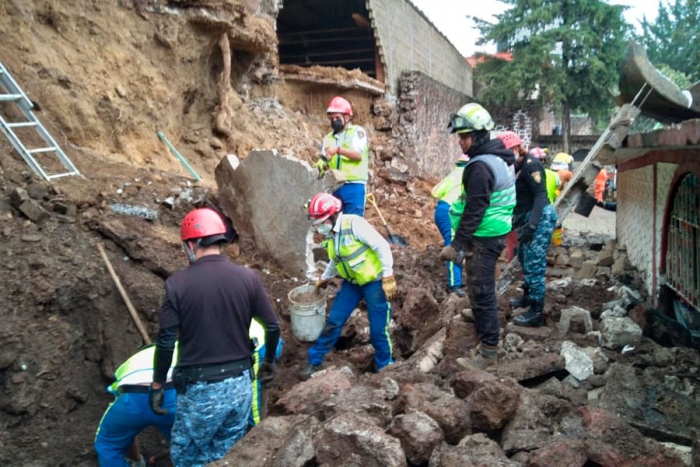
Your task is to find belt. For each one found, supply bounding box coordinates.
[118,382,174,394]
[176,358,252,384]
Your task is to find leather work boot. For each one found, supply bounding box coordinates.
[299,363,321,381]
[513,300,544,327]
[456,343,498,371]
[447,285,467,297]
[509,285,532,308]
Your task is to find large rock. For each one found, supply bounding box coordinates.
[398,383,471,444]
[451,368,497,399]
[429,434,519,467]
[600,316,642,349]
[275,366,355,415]
[314,412,407,467]
[321,384,395,427]
[465,378,522,431]
[560,341,594,381]
[216,151,338,277]
[526,439,588,467]
[388,411,444,465]
[269,417,320,467]
[502,389,568,454]
[497,353,566,382]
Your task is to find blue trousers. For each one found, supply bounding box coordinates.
[95,389,177,467]
[517,204,557,302]
[170,374,252,467]
[308,279,393,370]
[333,183,366,216]
[434,201,462,287]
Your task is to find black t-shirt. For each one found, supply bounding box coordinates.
[158,255,279,367]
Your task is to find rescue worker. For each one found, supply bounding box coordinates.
[550,151,574,172]
[313,96,370,216]
[149,208,280,467]
[530,147,560,203]
[95,344,178,467]
[497,131,557,327]
[594,166,609,202]
[439,103,516,369]
[300,193,396,379]
[430,154,470,297]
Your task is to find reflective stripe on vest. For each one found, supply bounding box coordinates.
[323,125,369,182]
[325,214,382,285]
[448,154,516,237]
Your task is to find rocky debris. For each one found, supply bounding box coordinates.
[577,260,598,279]
[583,346,610,374]
[109,203,158,220]
[387,411,444,465]
[560,341,594,381]
[429,433,519,467]
[397,383,471,444]
[497,353,566,382]
[504,323,553,341]
[502,389,567,454]
[465,377,521,431]
[558,306,594,336]
[314,412,406,467]
[451,367,497,399]
[10,187,51,223]
[600,316,643,349]
[270,417,320,467]
[526,439,588,467]
[276,366,355,415]
[321,384,395,427]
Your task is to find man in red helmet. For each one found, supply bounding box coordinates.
[300,193,396,379]
[149,208,280,467]
[313,96,370,216]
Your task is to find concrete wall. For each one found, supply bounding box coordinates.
[616,162,678,303]
[397,71,472,179]
[367,0,473,97]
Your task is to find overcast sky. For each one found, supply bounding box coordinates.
[409,0,660,57]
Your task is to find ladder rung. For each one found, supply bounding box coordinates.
[0,94,23,102]
[28,147,57,154]
[47,172,79,180]
[6,122,37,128]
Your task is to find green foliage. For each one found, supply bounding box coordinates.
[473,0,631,125]
[638,0,700,81]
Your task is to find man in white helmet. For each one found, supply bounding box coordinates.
[439,103,516,369]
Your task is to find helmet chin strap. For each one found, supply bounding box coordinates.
[183,239,202,263]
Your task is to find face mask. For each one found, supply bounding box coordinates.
[315,223,333,237]
[331,118,345,134]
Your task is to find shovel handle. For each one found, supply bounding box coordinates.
[365,193,390,227]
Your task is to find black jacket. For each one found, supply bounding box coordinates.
[514,154,550,228]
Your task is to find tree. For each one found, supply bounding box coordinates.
[472,0,631,152]
[638,0,700,82]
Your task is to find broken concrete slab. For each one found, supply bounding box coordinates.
[558,306,594,337]
[497,353,566,382]
[429,434,519,466]
[216,151,339,277]
[314,412,406,467]
[600,316,642,349]
[560,341,594,381]
[577,260,597,279]
[387,411,443,465]
[598,249,614,267]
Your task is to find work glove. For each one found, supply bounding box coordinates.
[439,245,464,265]
[148,385,168,415]
[315,279,329,294]
[257,360,277,387]
[312,158,329,180]
[518,224,536,245]
[382,275,397,301]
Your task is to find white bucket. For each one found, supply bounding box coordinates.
[288,284,327,342]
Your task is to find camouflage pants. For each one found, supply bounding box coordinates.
[170,373,252,467]
[517,204,557,302]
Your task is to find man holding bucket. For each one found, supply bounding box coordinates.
[300,193,396,380]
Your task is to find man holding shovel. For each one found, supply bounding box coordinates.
[300,193,396,380]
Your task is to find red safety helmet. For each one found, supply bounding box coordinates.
[181,208,228,244]
[326,96,353,117]
[497,131,523,150]
[307,193,342,225]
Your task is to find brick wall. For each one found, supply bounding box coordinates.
[367,0,473,97]
[617,166,655,297]
[396,71,471,178]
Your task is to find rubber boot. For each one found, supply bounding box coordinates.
[456,343,498,371]
[513,300,544,327]
[509,285,532,308]
[299,363,321,380]
[447,285,467,297]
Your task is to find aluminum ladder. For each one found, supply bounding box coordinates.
[0,61,80,181]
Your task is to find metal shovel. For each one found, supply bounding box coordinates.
[366,193,409,247]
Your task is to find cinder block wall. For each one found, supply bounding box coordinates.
[398,71,471,179]
[616,162,678,303]
[367,0,473,97]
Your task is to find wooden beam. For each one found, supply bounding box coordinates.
[281,48,375,60]
[282,58,375,66]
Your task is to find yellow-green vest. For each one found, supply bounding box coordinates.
[323,125,369,182]
[324,215,383,285]
[431,161,468,205]
[108,343,179,395]
[544,169,559,204]
[449,155,516,237]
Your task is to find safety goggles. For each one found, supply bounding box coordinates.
[447,113,473,134]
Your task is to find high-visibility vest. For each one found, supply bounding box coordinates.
[108,344,179,395]
[325,214,383,285]
[544,169,560,204]
[322,125,369,182]
[449,155,516,237]
[431,161,468,205]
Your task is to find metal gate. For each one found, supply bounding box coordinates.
[666,173,699,311]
